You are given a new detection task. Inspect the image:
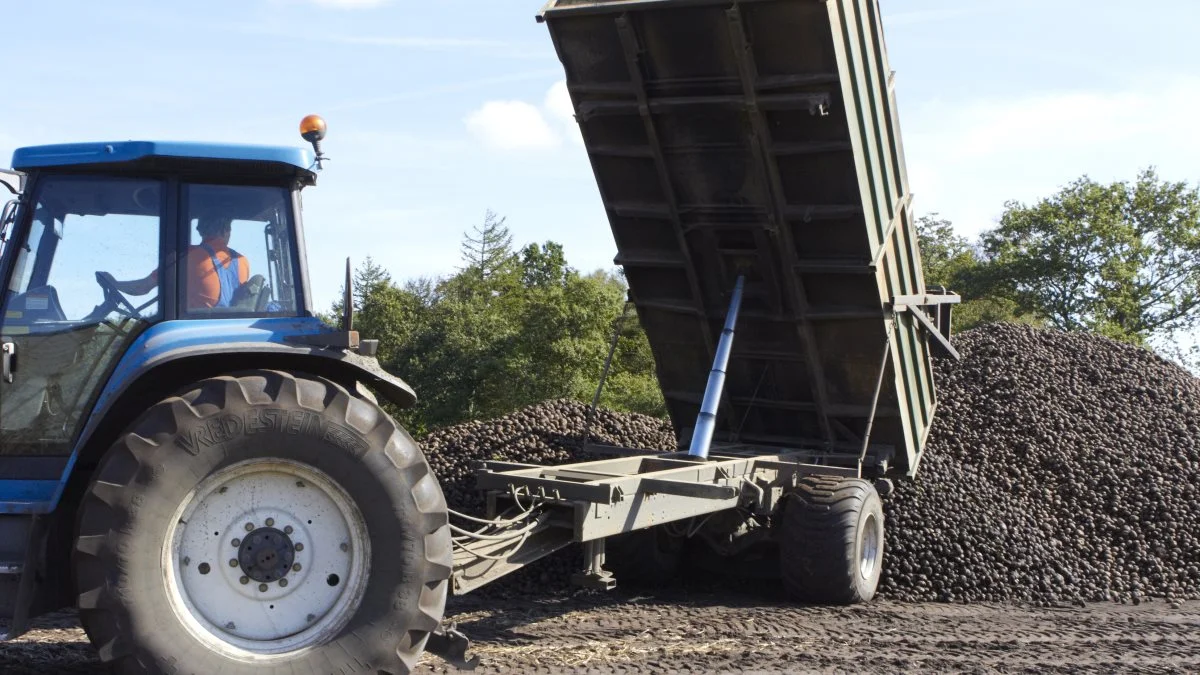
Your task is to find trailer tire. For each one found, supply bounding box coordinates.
[779,476,883,605]
[73,370,451,675]
[603,525,686,585]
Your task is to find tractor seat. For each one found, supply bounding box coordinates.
[230,275,272,312]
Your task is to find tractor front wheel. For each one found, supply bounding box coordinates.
[73,370,451,674]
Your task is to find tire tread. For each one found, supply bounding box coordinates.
[74,370,451,675]
[779,476,883,605]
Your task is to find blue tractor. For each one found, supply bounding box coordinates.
[0,118,454,673]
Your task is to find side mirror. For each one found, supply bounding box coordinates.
[0,170,23,196]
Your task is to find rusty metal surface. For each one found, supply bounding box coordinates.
[541,0,936,477]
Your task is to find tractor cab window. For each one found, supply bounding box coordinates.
[0,175,162,454]
[181,184,299,316]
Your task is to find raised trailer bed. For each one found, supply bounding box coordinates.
[447,0,958,606]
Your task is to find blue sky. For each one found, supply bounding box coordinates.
[5,0,1200,312]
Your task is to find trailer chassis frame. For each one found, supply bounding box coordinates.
[450,281,958,595]
[451,444,882,594]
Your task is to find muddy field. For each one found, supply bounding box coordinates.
[5,588,1198,674]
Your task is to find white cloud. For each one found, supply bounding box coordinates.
[544,80,583,146]
[903,76,1200,235]
[466,101,560,151]
[465,80,583,152]
[544,81,574,124]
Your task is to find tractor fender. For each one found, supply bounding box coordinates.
[86,340,419,411]
[61,318,416,510]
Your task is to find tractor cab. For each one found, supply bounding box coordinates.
[0,121,434,665]
[0,141,314,458]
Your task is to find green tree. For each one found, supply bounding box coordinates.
[352,256,391,310]
[915,214,1035,332]
[594,298,665,416]
[336,213,667,432]
[981,168,1200,344]
[916,214,976,289]
[521,241,568,287]
[322,256,394,325]
[460,210,517,285]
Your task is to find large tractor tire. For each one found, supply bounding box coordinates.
[603,525,686,586]
[73,371,451,675]
[779,476,884,605]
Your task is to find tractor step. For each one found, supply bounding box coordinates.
[0,566,22,641]
[0,515,42,641]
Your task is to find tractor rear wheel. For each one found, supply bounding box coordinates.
[779,476,884,604]
[73,370,451,674]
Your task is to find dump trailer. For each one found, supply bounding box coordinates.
[450,0,958,603]
[0,1,955,672]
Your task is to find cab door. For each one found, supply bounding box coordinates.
[0,175,164,457]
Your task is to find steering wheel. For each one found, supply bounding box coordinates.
[94,271,143,319]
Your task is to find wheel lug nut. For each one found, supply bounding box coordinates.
[228,559,239,568]
[240,576,250,585]
[295,543,304,552]
[284,526,293,535]
[258,583,268,592]
[245,523,254,532]
[340,543,349,552]
[265,518,275,527]
[232,538,241,547]
[279,579,289,587]
[293,563,302,572]
[306,613,315,622]
[198,563,211,575]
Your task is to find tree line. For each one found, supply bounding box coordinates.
[334,211,663,435]
[919,168,1200,369]
[339,168,1200,432]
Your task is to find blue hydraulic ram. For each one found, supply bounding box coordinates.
[688,276,746,459]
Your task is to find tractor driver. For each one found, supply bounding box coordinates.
[99,218,250,310]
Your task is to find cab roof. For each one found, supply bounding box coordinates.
[11,141,316,183]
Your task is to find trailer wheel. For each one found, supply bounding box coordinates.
[779,476,884,604]
[603,525,686,585]
[73,371,451,675]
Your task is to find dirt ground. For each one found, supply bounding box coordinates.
[3,589,1198,674]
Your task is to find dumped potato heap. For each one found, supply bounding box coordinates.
[420,400,675,595]
[421,399,675,515]
[420,323,1200,605]
[880,323,1200,605]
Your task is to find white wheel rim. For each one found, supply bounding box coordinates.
[859,513,880,581]
[163,459,370,659]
